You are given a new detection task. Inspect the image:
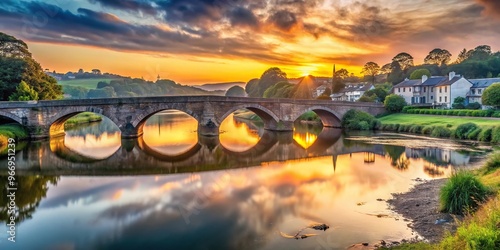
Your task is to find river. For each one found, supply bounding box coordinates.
[0,111,490,249]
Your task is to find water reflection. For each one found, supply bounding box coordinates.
[142,110,198,156]
[0,114,492,250]
[220,113,262,152]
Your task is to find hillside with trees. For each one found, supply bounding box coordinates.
[0,32,62,101]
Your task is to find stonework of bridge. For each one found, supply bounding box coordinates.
[0,96,385,138]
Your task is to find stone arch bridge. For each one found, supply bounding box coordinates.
[0,96,385,139]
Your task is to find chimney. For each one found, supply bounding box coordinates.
[422,75,428,83]
[449,71,455,81]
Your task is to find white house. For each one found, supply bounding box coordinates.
[330,84,374,102]
[434,72,472,108]
[467,78,500,105]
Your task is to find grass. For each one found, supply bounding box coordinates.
[379,114,500,130]
[65,112,102,127]
[439,171,491,215]
[0,123,29,155]
[58,78,118,89]
[389,152,500,249]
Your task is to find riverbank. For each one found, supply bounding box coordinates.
[0,123,29,155]
[64,112,102,128]
[384,152,500,249]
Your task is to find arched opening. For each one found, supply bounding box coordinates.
[219,108,265,152]
[50,112,121,160]
[292,108,342,149]
[141,110,199,157]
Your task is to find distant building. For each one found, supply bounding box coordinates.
[330,84,374,102]
[392,72,472,108]
[313,85,328,98]
[467,78,500,105]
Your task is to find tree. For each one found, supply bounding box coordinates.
[225,85,246,97]
[335,68,349,79]
[482,83,500,107]
[387,61,404,84]
[293,75,314,99]
[245,78,260,97]
[96,81,110,89]
[384,94,407,112]
[455,48,469,64]
[424,48,452,66]
[380,63,392,74]
[256,67,287,97]
[409,69,431,80]
[452,96,466,109]
[468,45,492,61]
[8,80,38,101]
[392,52,414,72]
[0,32,62,101]
[361,62,380,84]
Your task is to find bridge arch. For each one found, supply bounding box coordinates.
[293,106,343,128]
[217,104,280,130]
[48,106,119,137]
[132,106,200,138]
[0,111,23,125]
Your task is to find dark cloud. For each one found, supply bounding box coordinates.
[475,0,500,18]
[88,0,157,15]
[268,10,298,31]
[227,7,259,28]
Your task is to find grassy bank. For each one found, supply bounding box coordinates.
[0,124,29,155]
[379,114,500,129]
[65,112,102,128]
[388,152,500,249]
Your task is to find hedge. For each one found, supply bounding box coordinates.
[404,108,498,118]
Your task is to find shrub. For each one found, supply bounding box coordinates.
[467,127,482,140]
[446,124,453,128]
[493,111,500,118]
[458,110,467,116]
[422,126,434,135]
[384,94,407,113]
[398,124,411,132]
[341,109,379,131]
[409,125,423,134]
[484,152,500,173]
[466,102,481,110]
[440,171,491,215]
[492,126,500,144]
[478,128,493,142]
[431,126,452,138]
[454,123,479,140]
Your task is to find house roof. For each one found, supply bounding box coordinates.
[421,76,446,86]
[340,84,373,93]
[469,78,500,88]
[435,76,466,87]
[393,79,421,88]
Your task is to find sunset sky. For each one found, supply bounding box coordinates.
[1,0,500,84]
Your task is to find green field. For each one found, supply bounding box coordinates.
[58,78,118,89]
[379,114,500,129]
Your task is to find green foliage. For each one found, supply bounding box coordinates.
[62,85,89,99]
[482,83,500,107]
[297,111,320,122]
[409,68,431,79]
[96,81,110,89]
[440,171,491,215]
[484,152,500,173]
[467,127,482,140]
[361,85,388,103]
[478,127,493,142]
[225,85,246,97]
[454,123,479,139]
[263,81,295,98]
[361,61,380,83]
[422,126,435,135]
[466,102,482,110]
[341,109,379,130]
[8,80,38,101]
[0,32,62,100]
[452,96,466,109]
[293,76,314,99]
[255,67,287,97]
[0,124,28,141]
[384,94,407,113]
[431,126,452,138]
[245,78,260,97]
[424,48,452,65]
[409,125,423,133]
[492,127,500,144]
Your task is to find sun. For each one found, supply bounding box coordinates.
[296,65,319,77]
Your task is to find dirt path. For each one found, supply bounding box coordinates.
[387,178,462,243]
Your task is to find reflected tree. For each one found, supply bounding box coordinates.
[0,175,59,224]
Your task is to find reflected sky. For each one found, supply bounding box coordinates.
[219,113,262,152]
[1,151,455,250]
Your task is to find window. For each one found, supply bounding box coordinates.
[431,96,433,100]
[478,89,482,94]
[439,88,442,93]
[439,97,442,102]
[403,88,405,92]
[471,89,475,94]
[409,88,411,92]
[445,96,447,102]
[424,87,426,93]
[445,86,447,92]
[431,87,434,92]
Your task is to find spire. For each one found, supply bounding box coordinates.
[157,74,160,81]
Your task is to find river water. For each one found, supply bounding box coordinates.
[0,111,490,249]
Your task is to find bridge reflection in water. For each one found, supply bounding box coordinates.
[7,127,386,176]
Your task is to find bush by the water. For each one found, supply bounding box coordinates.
[484,152,500,174]
[431,126,452,138]
[404,108,497,118]
[341,109,379,130]
[440,171,491,215]
[492,127,500,144]
[422,126,434,135]
[0,124,28,141]
[454,123,479,140]
[384,94,407,113]
[478,128,493,142]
